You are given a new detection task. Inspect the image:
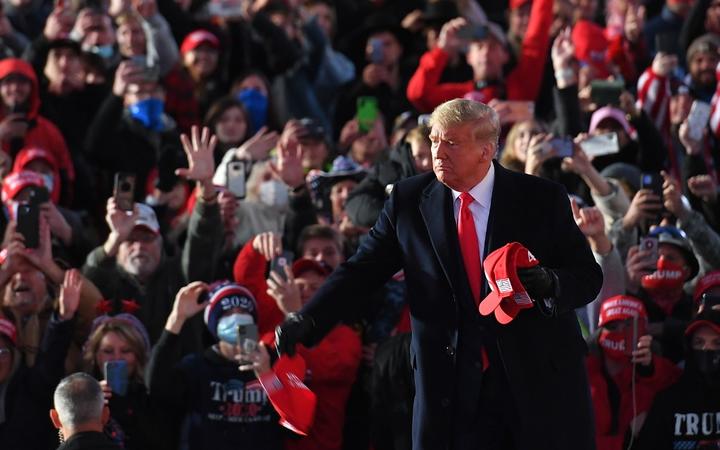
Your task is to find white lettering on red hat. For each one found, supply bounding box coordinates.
[497,278,513,293]
[527,251,537,263]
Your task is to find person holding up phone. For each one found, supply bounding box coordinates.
[146,281,285,450]
[82,313,168,450]
[586,295,681,450]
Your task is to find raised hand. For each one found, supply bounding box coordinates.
[571,198,605,239]
[622,189,662,230]
[252,232,282,261]
[104,197,138,256]
[437,17,467,53]
[271,121,305,189]
[688,174,718,203]
[236,126,279,161]
[662,171,690,221]
[631,335,653,367]
[236,341,271,376]
[166,281,210,333]
[58,269,83,321]
[267,265,302,315]
[626,245,656,291]
[40,202,73,245]
[177,126,218,184]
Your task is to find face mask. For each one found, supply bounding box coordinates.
[236,88,268,135]
[598,329,631,361]
[694,349,720,375]
[129,98,164,131]
[216,313,254,344]
[641,256,685,293]
[88,44,115,60]
[259,180,289,208]
[41,174,54,193]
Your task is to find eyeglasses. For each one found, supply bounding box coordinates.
[648,226,687,240]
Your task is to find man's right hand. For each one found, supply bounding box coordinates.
[253,232,282,261]
[622,189,662,230]
[275,312,315,356]
[103,198,138,256]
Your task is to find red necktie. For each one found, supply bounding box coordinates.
[458,192,481,305]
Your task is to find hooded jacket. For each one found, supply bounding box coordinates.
[0,59,74,185]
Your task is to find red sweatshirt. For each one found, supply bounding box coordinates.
[233,237,362,450]
[406,0,553,112]
[0,59,74,182]
[587,354,681,450]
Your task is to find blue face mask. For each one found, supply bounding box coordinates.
[129,98,165,131]
[89,44,115,60]
[216,313,254,344]
[236,88,268,135]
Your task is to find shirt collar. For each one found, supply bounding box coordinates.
[451,162,495,208]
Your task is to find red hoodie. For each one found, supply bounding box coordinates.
[0,59,74,183]
[233,238,362,450]
[587,353,681,450]
[406,0,553,112]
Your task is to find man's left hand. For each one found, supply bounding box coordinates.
[518,266,556,300]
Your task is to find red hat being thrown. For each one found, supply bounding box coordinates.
[258,354,317,435]
[480,242,539,324]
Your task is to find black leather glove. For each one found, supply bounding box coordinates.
[517,266,556,300]
[275,313,315,357]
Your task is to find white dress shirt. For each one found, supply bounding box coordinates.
[451,163,495,263]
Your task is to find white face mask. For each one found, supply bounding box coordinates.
[258,180,289,208]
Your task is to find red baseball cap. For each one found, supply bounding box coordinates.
[1,170,45,203]
[597,295,647,328]
[693,270,720,303]
[291,258,331,278]
[572,20,610,79]
[180,30,220,55]
[479,242,539,324]
[259,354,317,435]
[509,0,531,9]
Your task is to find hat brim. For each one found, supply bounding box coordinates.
[685,319,720,336]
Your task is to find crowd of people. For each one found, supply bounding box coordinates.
[0,0,718,448]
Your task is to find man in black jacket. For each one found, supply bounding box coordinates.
[277,99,602,450]
[50,373,119,450]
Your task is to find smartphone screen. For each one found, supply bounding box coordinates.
[17,203,39,249]
[590,80,624,107]
[547,137,573,158]
[579,132,620,157]
[114,173,135,212]
[270,251,294,281]
[236,323,259,364]
[357,97,378,134]
[104,360,129,396]
[639,236,659,265]
[655,32,680,56]
[369,38,384,64]
[226,161,247,199]
[687,101,711,141]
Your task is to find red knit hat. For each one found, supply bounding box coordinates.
[259,354,317,435]
[480,242,539,324]
[180,30,220,55]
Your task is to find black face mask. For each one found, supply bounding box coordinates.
[694,349,720,387]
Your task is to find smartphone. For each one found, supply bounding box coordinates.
[639,235,659,264]
[590,80,624,107]
[369,38,383,64]
[27,185,50,206]
[579,132,620,157]
[113,173,136,212]
[640,173,664,199]
[546,136,574,158]
[226,161,246,199]
[104,360,129,396]
[655,31,680,56]
[130,55,159,82]
[456,24,487,41]
[687,101,711,141]
[16,203,39,249]
[504,101,535,123]
[357,96,379,134]
[270,251,294,281]
[236,323,259,364]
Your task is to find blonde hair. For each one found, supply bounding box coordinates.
[82,319,147,383]
[501,119,547,172]
[405,124,430,148]
[429,99,500,148]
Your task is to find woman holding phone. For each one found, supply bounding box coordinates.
[83,313,169,450]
